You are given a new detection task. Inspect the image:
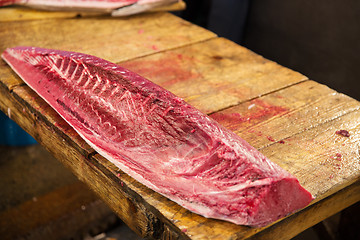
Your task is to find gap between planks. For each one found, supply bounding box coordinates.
[206,78,310,115]
[115,33,219,65]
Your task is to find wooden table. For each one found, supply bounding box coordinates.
[0,7,359,240]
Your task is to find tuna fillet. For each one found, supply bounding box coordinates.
[1,47,313,227]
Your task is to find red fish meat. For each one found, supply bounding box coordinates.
[1,47,313,227]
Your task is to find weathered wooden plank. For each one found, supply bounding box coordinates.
[147,0,186,13]
[120,37,308,113]
[0,60,24,91]
[210,80,360,149]
[0,12,216,90]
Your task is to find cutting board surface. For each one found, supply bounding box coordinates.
[0,8,359,240]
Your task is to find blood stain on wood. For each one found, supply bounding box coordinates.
[267,136,275,142]
[211,99,288,131]
[248,129,263,136]
[335,153,342,160]
[335,130,350,137]
[120,53,202,88]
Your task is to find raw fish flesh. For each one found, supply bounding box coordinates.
[1,47,313,227]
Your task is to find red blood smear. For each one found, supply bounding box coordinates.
[335,130,350,137]
[211,99,288,131]
[335,153,342,160]
[248,129,264,137]
[267,136,275,142]
[120,53,202,88]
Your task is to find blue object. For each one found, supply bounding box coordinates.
[0,110,37,146]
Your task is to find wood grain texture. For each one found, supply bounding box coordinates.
[259,110,360,200]
[120,37,308,113]
[148,0,186,13]
[211,80,360,149]
[0,12,216,90]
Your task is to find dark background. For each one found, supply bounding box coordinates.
[177,0,360,101]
